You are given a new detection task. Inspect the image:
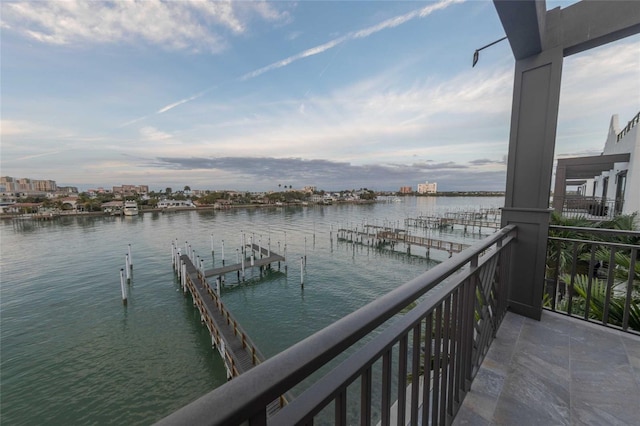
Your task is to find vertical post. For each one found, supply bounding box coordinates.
[125,254,131,283]
[128,244,133,270]
[221,240,225,265]
[181,261,187,293]
[300,257,304,287]
[268,237,271,257]
[241,254,245,281]
[120,268,128,305]
[304,237,307,265]
[500,46,563,320]
[211,234,215,255]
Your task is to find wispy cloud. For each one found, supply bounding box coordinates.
[240,0,463,81]
[14,150,66,161]
[1,0,289,53]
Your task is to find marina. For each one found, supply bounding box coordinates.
[0,196,503,425]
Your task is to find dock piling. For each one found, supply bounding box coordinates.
[125,254,131,283]
[128,244,133,270]
[120,268,127,305]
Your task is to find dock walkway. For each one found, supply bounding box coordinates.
[204,244,285,279]
[337,226,469,256]
[178,254,286,414]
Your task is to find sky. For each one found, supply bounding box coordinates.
[1,0,639,192]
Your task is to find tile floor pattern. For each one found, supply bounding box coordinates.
[453,310,640,426]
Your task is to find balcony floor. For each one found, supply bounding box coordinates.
[453,310,640,425]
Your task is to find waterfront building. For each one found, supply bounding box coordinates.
[0,176,58,193]
[112,184,149,196]
[399,186,412,194]
[417,181,437,194]
[158,199,195,208]
[553,111,640,216]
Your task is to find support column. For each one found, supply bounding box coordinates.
[552,161,567,213]
[501,47,563,320]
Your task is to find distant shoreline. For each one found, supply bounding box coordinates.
[0,194,506,221]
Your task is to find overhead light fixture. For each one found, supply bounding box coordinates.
[472,36,507,67]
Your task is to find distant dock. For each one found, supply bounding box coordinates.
[405,209,502,233]
[337,225,469,257]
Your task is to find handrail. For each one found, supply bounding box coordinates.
[157,225,517,425]
[617,111,640,141]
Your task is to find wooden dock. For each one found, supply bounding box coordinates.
[204,244,285,281]
[337,225,469,257]
[405,210,501,233]
[176,253,286,415]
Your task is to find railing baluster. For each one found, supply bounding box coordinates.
[422,313,432,426]
[381,349,392,425]
[602,247,617,325]
[431,305,442,426]
[447,290,459,419]
[410,323,421,424]
[335,389,346,425]
[622,248,637,331]
[567,242,579,316]
[397,334,408,426]
[361,367,372,426]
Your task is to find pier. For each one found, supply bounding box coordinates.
[405,209,502,234]
[337,225,469,257]
[172,246,288,414]
[204,244,285,283]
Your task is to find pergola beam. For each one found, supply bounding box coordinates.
[556,1,640,57]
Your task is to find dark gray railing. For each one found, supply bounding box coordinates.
[616,111,639,142]
[561,196,619,219]
[157,225,517,425]
[545,225,640,335]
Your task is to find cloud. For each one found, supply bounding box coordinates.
[1,0,288,53]
[240,0,463,80]
[148,156,503,191]
[468,158,506,166]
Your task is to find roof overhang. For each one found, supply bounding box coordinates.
[556,153,630,179]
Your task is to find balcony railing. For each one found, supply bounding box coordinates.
[544,225,640,335]
[560,196,620,219]
[157,225,517,425]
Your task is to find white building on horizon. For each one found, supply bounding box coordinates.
[417,181,437,194]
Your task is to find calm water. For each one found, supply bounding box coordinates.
[0,196,503,425]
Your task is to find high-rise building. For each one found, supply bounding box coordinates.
[417,181,437,194]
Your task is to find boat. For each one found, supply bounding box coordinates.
[123,201,139,216]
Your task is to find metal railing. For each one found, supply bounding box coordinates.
[616,111,639,142]
[544,225,640,335]
[561,196,619,219]
[157,225,517,425]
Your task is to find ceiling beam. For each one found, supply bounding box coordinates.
[493,0,545,59]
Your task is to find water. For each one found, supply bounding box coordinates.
[0,196,503,425]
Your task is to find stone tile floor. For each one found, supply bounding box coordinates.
[453,310,640,425]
